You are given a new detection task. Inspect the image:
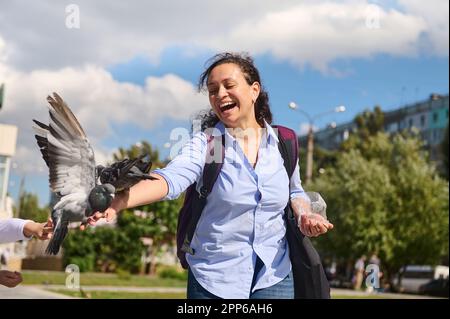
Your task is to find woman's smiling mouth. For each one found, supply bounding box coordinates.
[219,102,237,112]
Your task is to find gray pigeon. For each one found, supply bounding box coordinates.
[33,93,116,255]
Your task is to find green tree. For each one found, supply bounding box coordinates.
[299,146,338,181]
[117,200,182,274]
[341,105,384,152]
[112,141,183,274]
[63,224,145,273]
[311,132,449,285]
[14,191,50,222]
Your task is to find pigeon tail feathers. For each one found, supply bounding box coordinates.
[45,220,69,255]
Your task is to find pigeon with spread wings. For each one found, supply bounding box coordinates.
[33,93,155,255]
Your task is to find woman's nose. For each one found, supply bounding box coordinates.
[217,85,228,99]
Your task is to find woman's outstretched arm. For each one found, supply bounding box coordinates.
[81,173,168,229]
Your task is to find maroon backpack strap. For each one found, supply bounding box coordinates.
[272,125,299,178]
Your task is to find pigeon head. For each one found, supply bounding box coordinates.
[88,183,116,215]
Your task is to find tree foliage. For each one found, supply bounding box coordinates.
[63,223,145,273]
[341,105,384,152]
[299,146,338,181]
[310,132,449,282]
[14,191,50,222]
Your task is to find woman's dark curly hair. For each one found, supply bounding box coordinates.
[195,52,272,131]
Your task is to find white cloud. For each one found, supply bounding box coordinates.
[397,0,449,56]
[0,0,446,73]
[0,0,296,71]
[209,1,428,73]
[0,49,206,174]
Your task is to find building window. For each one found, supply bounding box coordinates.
[420,115,425,127]
[433,130,440,142]
[409,118,413,128]
[433,112,438,123]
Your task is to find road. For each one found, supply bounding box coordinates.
[0,285,443,299]
[0,285,74,299]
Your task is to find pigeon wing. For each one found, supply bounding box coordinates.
[33,93,96,200]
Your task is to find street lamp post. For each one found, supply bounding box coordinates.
[288,102,345,184]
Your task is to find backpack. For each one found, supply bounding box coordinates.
[176,125,330,299]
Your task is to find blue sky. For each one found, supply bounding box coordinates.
[108,48,449,158]
[0,0,448,207]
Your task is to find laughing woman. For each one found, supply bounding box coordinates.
[87,52,333,299]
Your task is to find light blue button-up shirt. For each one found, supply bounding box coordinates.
[154,121,308,299]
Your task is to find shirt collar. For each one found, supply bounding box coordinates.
[212,120,279,143]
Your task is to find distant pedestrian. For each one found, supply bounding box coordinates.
[353,255,366,290]
[369,253,380,267]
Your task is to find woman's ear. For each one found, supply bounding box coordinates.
[251,82,261,103]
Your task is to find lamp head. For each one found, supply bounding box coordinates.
[288,102,298,110]
[335,105,346,112]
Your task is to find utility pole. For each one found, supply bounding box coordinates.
[288,102,346,184]
[306,126,314,184]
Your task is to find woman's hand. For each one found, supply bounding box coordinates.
[80,207,117,230]
[299,213,333,237]
[290,195,333,237]
[80,191,129,230]
[23,218,54,240]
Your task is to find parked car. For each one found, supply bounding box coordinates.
[393,265,449,294]
[419,278,449,298]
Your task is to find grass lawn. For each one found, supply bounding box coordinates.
[48,289,186,299]
[22,270,187,287]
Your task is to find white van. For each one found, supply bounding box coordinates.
[394,265,449,294]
